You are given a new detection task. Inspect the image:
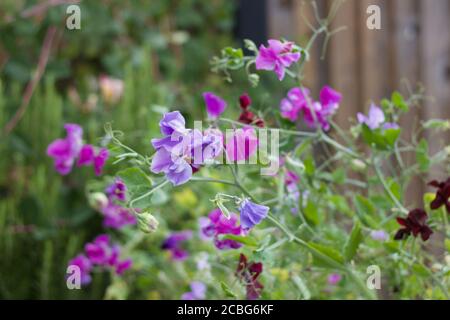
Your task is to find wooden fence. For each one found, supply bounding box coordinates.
[267,0,450,204]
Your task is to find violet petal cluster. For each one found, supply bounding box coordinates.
[151,112,223,186]
[47,123,109,176]
[280,86,341,131]
[161,230,193,261]
[239,199,269,230]
[99,179,136,229]
[200,209,243,250]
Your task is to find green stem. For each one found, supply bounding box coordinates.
[129,180,169,209]
[373,158,408,214]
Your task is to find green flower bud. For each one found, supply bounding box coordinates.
[351,159,367,172]
[88,192,108,211]
[137,212,159,233]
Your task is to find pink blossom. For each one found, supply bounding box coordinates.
[255,39,301,81]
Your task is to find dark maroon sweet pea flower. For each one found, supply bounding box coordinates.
[235,253,264,300]
[239,93,252,110]
[394,209,433,241]
[428,178,450,213]
[237,94,264,128]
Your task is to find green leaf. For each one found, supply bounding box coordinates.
[361,124,401,150]
[304,200,320,226]
[416,139,430,172]
[308,242,344,268]
[391,91,409,112]
[354,195,379,228]
[220,282,237,298]
[221,234,258,247]
[304,156,315,176]
[343,220,363,262]
[117,167,152,199]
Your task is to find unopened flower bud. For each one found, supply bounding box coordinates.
[248,74,259,87]
[137,212,159,233]
[88,192,108,211]
[351,159,367,172]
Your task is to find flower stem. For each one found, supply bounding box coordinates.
[129,180,170,209]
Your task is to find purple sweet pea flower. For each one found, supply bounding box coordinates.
[151,112,223,186]
[68,254,93,285]
[239,199,270,229]
[162,231,193,261]
[203,92,227,118]
[200,209,242,250]
[105,179,127,202]
[327,273,342,285]
[255,39,301,81]
[47,124,83,175]
[159,111,188,137]
[181,281,206,300]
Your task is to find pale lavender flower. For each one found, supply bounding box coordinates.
[357,104,385,129]
[181,281,206,300]
[370,230,388,241]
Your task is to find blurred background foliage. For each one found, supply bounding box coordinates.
[0,0,253,299]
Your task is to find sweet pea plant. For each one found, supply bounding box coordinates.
[50,3,450,300]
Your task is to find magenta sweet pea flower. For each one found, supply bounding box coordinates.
[162,231,193,261]
[239,199,269,229]
[84,234,132,274]
[101,202,137,229]
[280,87,310,121]
[47,124,83,175]
[181,281,206,300]
[48,124,109,176]
[68,254,93,285]
[77,145,109,176]
[327,273,342,285]
[255,39,301,81]
[200,209,242,250]
[203,92,227,118]
[279,86,341,131]
[69,234,132,286]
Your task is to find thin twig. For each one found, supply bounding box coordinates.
[3,26,58,135]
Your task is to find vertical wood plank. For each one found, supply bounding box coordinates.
[420,0,450,164]
[328,0,360,130]
[358,0,393,105]
[391,0,423,206]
